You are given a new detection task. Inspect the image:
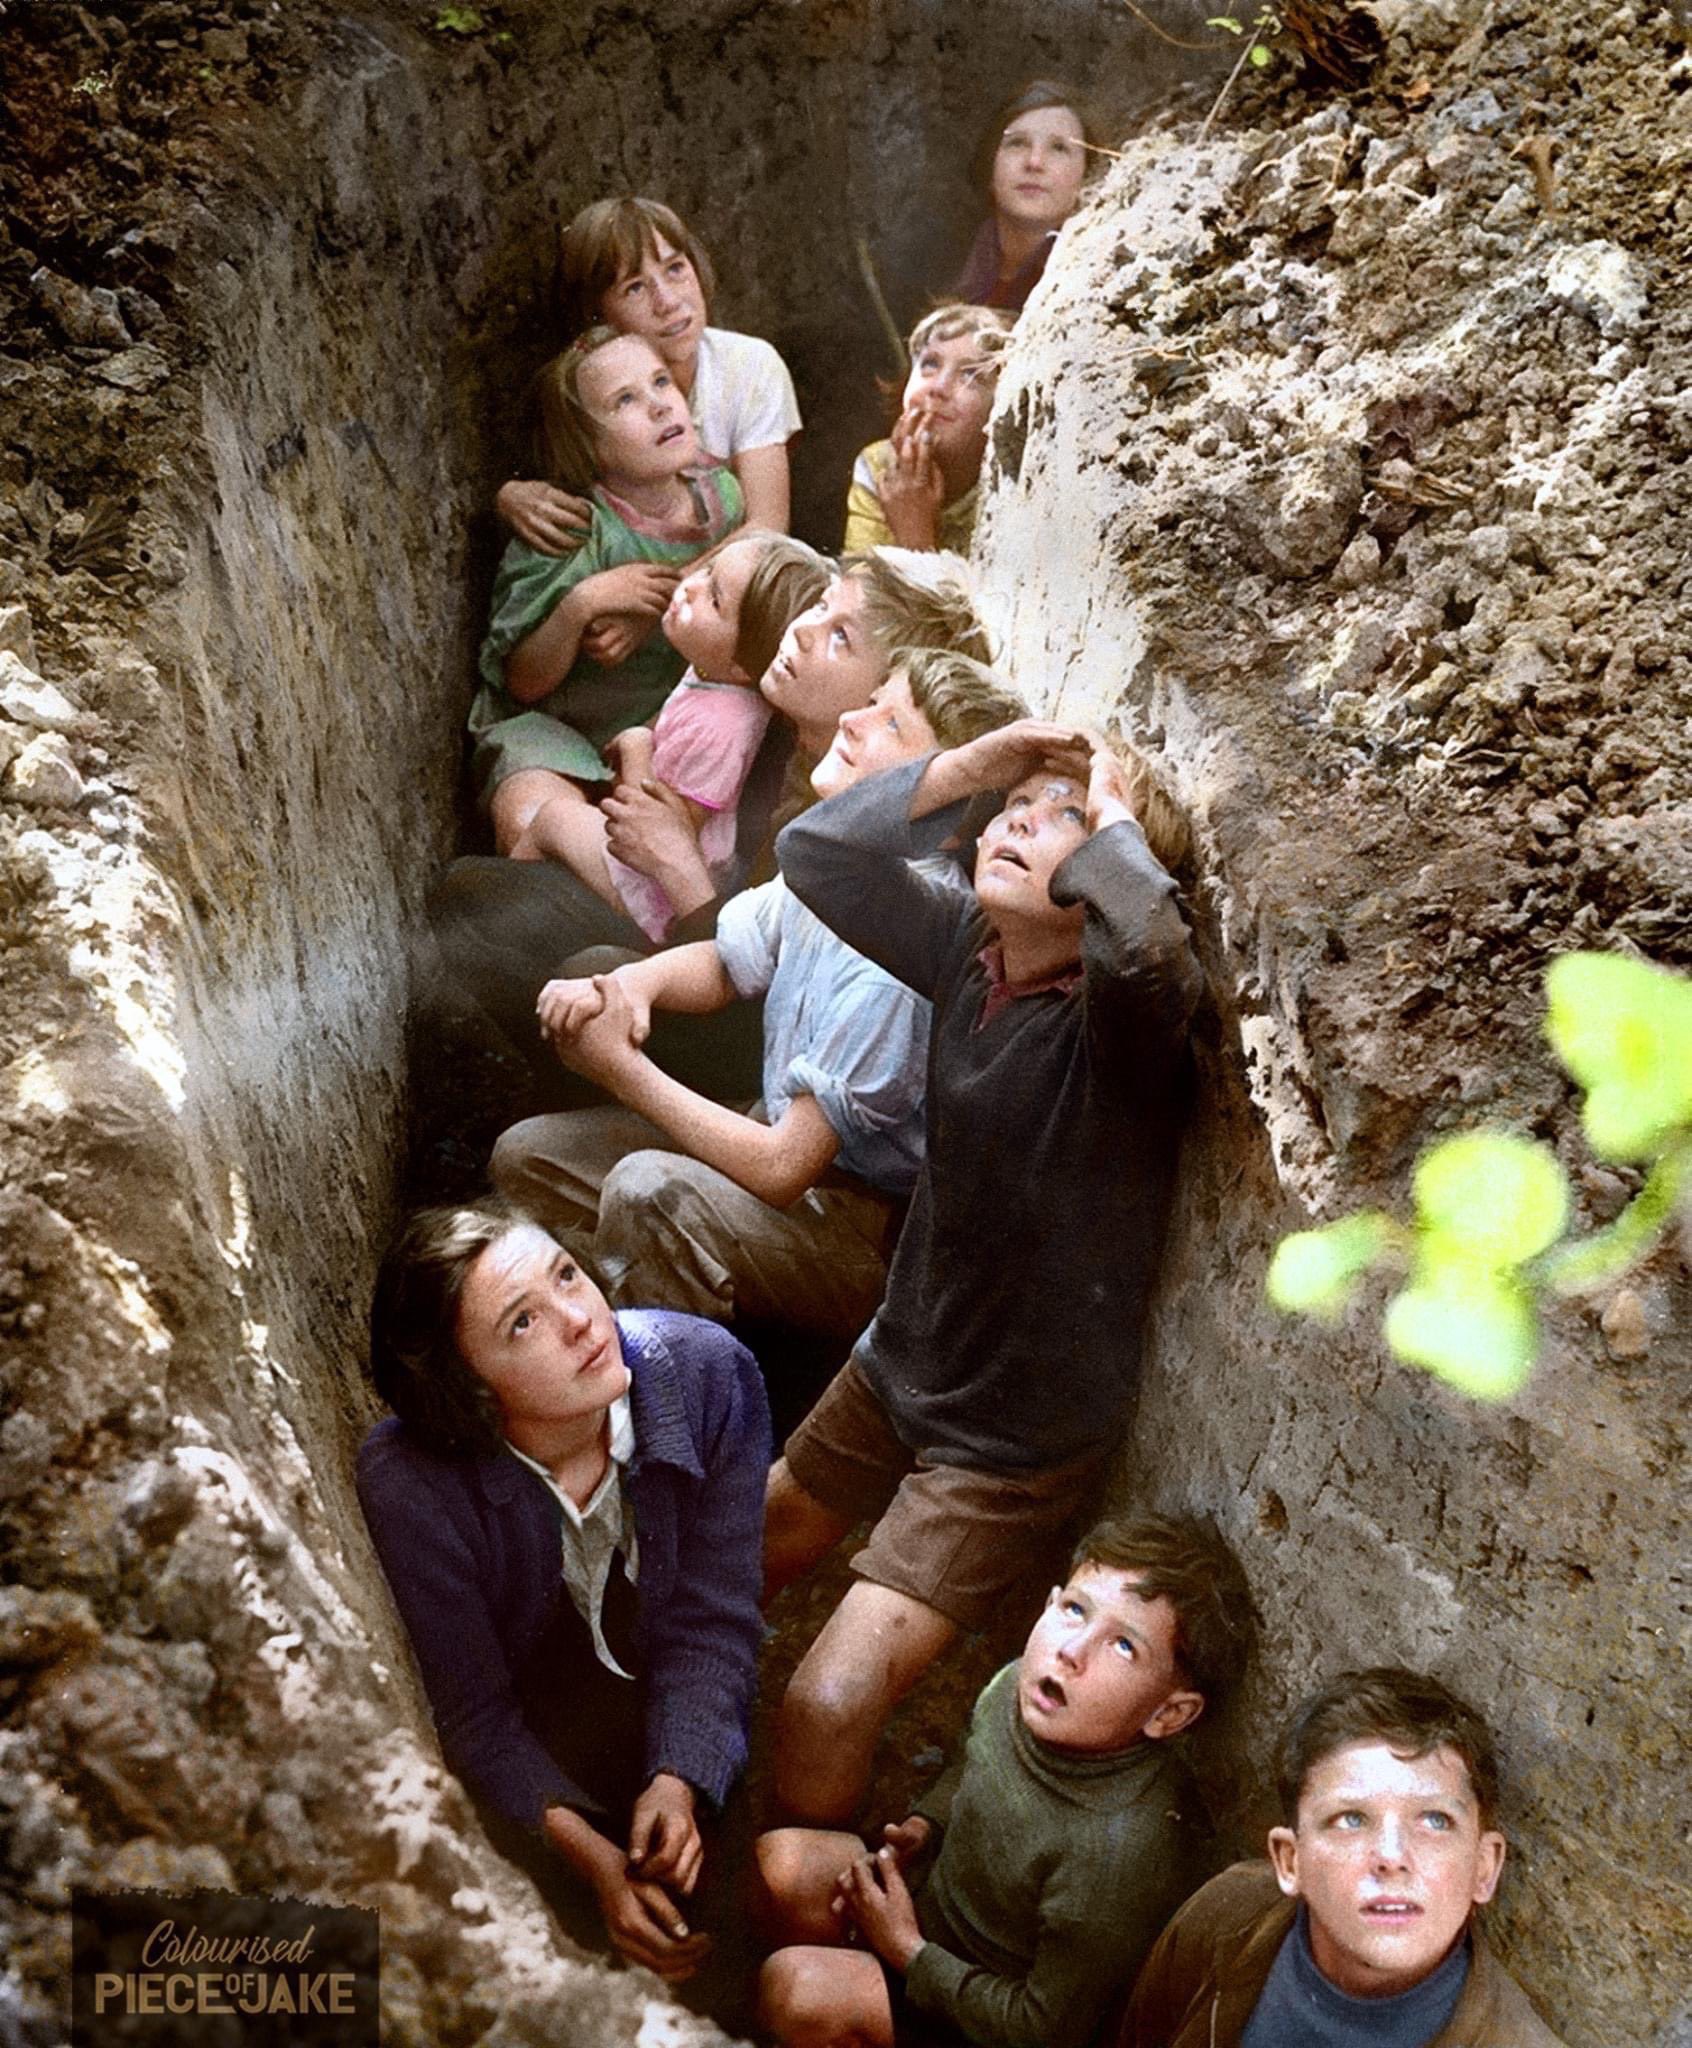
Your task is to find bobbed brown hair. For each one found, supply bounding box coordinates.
[368,1203,523,1461]
[721,529,834,683]
[972,78,1105,197]
[530,324,658,492]
[1276,1668,1503,1828]
[1070,1510,1258,1708]
[559,196,717,339]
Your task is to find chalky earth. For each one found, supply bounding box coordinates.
[0,1,1687,2043]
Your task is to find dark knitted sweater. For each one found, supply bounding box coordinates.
[904,1664,1212,2048]
[777,755,1202,1471]
[356,1310,769,1834]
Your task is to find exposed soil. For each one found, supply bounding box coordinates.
[1,1,1686,2043]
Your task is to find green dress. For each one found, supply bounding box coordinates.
[470,469,743,808]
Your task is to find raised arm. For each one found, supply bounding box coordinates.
[776,755,975,998]
[778,723,1096,995]
[1051,747,1202,1058]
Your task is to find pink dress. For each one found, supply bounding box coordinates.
[607,673,774,941]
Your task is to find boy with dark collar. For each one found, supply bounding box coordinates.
[757,1514,1251,2048]
[1122,1668,1567,2048]
[765,718,1203,1822]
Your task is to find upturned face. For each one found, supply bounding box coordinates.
[599,233,709,370]
[901,330,999,471]
[991,104,1088,235]
[810,669,939,799]
[1268,1741,1506,1999]
[1017,1564,1201,1753]
[760,574,887,746]
[454,1224,629,1437]
[973,767,1090,923]
[578,333,699,487]
[663,536,761,682]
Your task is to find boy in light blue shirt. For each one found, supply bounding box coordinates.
[490,649,1026,1343]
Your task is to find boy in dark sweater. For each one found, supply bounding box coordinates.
[765,719,1203,1821]
[756,1513,1253,2048]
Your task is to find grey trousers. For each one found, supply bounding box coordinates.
[489,1104,897,1342]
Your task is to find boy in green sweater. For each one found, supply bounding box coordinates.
[755,1513,1255,2048]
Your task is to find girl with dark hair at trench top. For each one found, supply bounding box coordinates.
[952,79,1103,313]
[356,1203,768,1987]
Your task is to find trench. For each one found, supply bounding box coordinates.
[6,2,1687,2041]
[0,4,1227,2041]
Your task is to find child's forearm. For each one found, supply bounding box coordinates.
[608,1063,839,1209]
[506,584,591,704]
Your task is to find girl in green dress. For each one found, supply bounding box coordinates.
[473,326,743,864]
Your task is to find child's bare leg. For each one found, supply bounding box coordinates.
[490,768,587,858]
[754,1827,865,1946]
[764,1460,855,1605]
[758,1947,894,2048]
[775,1583,957,1824]
[519,789,621,901]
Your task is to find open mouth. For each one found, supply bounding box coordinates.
[657,422,686,445]
[990,846,1029,871]
[660,317,695,338]
[1032,1675,1066,1709]
[1360,1900,1422,1922]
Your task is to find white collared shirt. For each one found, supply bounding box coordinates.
[506,1396,640,1678]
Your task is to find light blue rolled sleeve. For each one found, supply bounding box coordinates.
[714,878,930,1196]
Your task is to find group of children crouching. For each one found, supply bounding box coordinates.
[356,153,1568,2048]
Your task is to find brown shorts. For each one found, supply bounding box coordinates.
[782,1359,1109,1634]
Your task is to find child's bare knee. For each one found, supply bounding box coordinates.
[755,1827,812,1907]
[758,1949,836,2046]
[781,1645,885,1752]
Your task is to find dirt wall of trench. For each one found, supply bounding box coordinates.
[975,4,1690,2041]
[1,0,1685,2040]
[0,3,1229,2041]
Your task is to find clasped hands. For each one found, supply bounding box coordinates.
[827,1816,932,1972]
[536,966,650,1084]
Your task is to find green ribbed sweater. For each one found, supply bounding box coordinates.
[906,1664,1212,2048]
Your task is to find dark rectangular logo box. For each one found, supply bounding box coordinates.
[71,1889,377,2046]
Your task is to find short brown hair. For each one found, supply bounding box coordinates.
[973,78,1105,196]
[1070,1511,1256,1707]
[1277,1669,1503,1827]
[530,323,642,491]
[845,546,992,665]
[896,647,1027,748]
[729,530,834,683]
[559,196,717,338]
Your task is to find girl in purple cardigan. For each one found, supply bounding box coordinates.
[357,1203,769,1984]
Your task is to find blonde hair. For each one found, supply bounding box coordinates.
[906,302,1013,375]
[895,648,1027,748]
[1111,737,1190,874]
[845,547,992,666]
[530,323,639,491]
[559,196,717,337]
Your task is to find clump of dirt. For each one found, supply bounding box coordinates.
[979,3,1690,2040]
